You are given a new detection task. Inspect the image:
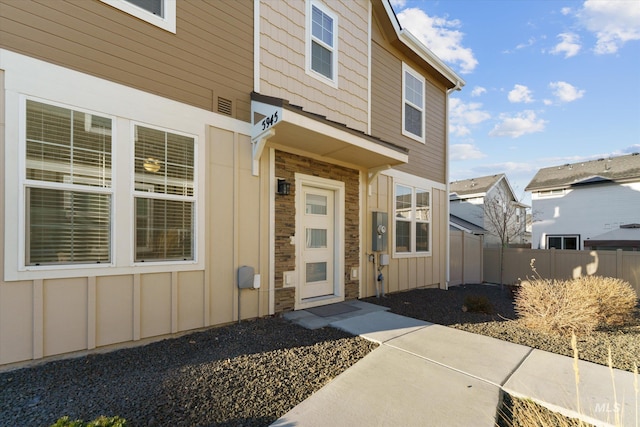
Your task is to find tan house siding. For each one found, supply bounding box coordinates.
[259,0,369,133]
[370,16,448,183]
[0,0,253,121]
[362,174,447,297]
[273,150,360,312]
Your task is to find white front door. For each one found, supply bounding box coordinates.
[300,186,335,299]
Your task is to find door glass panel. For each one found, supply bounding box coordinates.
[306,228,327,248]
[306,262,327,283]
[564,237,578,250]
[306,194,327,215]
[548,236,562,249]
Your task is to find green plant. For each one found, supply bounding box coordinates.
[462,294,494,314]
[51,416,127,427]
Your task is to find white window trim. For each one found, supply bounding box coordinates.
[305,0,339,88]
[2,49,216,281]
[100,0,176,33]
[546,234,580,250]
[19,96,117,270]
[392,179,432,258]
[402,62,426,143]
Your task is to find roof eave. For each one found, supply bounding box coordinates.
[381,0,465,90]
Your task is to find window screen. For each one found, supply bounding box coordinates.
[310,4,334,80]
[25,100,112,265]
[134,125,195,262]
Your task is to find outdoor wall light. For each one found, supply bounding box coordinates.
[143,157,161,173]
[277,178,291,195]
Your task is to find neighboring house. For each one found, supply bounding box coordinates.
[584,224,640,251]
[450,174,529,247]
[527,153,640,250]
[0,0,463,367]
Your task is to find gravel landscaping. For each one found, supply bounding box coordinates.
[1,282,637,427]
[364,283,640,372]
[0,319,376,427]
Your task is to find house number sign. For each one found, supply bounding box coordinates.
[260,111,279,131]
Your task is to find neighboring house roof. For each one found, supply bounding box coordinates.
[526,152,640,192]
[449,214,486,234]
[449,173,519,201]
[584,224,640,248]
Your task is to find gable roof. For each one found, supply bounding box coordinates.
[450,174,506,199]
[372,0,465,91]
[526,153,640,192]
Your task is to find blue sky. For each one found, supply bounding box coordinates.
[390,0,640,204]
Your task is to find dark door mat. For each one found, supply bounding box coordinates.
[306,303,361,318]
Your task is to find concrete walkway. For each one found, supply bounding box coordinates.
[275,301,638,427]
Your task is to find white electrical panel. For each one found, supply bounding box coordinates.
[379,254,390,266]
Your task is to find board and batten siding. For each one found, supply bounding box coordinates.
[259,0,369,133]
[370,16,448,184]
[0,0,254,122]
[361,173,447,298]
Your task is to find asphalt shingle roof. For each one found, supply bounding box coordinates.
[450,174,505,197]
[525,153,640,191]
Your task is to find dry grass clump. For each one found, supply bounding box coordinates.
[500,397,592,427]
[576,276,638,326]
[514,272,637,336]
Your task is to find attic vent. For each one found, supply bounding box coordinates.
[217,97,232,116]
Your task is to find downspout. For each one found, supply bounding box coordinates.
[445,81,462,290]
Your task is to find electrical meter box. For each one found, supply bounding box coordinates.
[371,212,388,252]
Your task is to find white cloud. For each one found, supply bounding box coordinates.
[395,8,478,73]
[450,144,486,161]
[489,111,547,138]
[508,84,534,103]
[578,0,640,54]
[561,7,572,16]
[389,0,406,9]
[449,98,491,137]
[549,81,585,103]
[471,86,487,97]
[550,32,582,58]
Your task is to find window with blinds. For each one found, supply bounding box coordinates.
[25,100,112,265]
[134,125,195,262]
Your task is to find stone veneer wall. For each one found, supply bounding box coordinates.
[274,150,360,312]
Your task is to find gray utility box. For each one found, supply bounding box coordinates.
[371,211,388,252]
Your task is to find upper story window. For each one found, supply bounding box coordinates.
[307,1,338,86]
[394,183,431,255]
[402,63,425,143]
[101,0,176,33]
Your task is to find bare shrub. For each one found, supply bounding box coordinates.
[514,279,599,335]
[515,274,638,336]
[574,276,638,326]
